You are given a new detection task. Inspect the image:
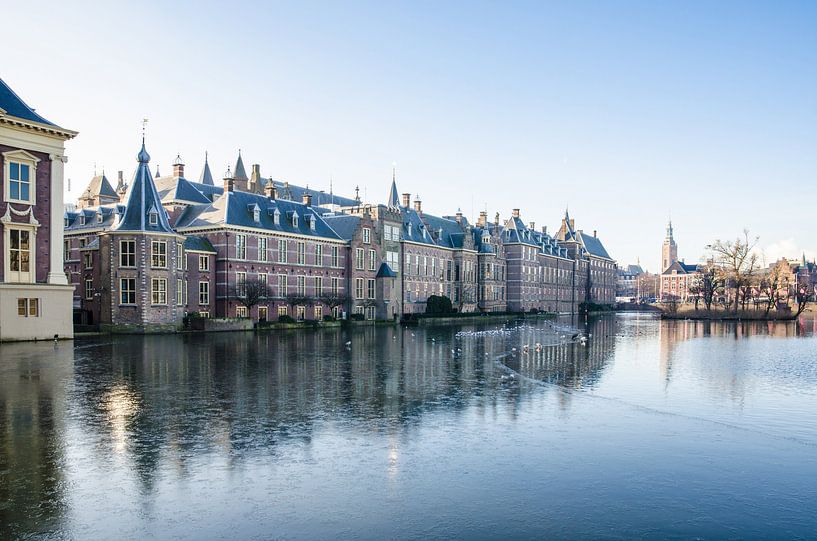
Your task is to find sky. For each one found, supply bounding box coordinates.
[2,0,815,272]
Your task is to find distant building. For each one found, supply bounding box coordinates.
[616,263,644,301]
[658,220,699,302]
[0,77,77,341]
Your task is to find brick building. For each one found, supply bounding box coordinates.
[0,77,77,341]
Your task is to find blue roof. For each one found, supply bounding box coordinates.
[184,236,217,253]
[111,141,176,234]
[0,77,56,126]
[376,262,398,278]
[199,153,214,186]
[323,214,361,240]
[577,231,612,259]
[80,174,118,200]
[64,206,118,231]
[156,176,212,205]
[176,189,343,241]
[388,179,399,208]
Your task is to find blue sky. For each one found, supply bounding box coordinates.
[3,0,815,271]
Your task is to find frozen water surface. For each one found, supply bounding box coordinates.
[2,313,816,539]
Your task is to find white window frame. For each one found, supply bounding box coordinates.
[2,150,39,205]
[120,278,136,305]
[362,227,371,244]
[198,254,209,271]
[4,224,36,283]
[199,281,209,305]
[151,278,167,305]
[151,241,167,268]
[120,240,136,267]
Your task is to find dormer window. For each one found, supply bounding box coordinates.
[292,213,299,227]
[79,215,86,226]
[274,209,280,225]
[64,218,70,227]
[149,211,158,226]
[307,214,316,231]
[407,223,412,236]
[96,213,103,223]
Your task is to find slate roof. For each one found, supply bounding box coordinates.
[0,77,56,126]
[111,141,176,234]
[234,152,248,180]
[576,231,612,260]
[81,174,118,200]
[184,235,217,253]
[199,153,214,185]
[376,262,398,278]
[64,205,118,231]
[175,189,343,240]
[155,175,212,205]
[388,179,399,208]
[663,261,699,275]
[323,214,360,240]
[503,216,540,247]
[421,213,470,249]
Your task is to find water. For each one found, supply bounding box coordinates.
[2,313,816,539]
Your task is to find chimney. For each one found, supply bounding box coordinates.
[264,182,277,199]
[173,154,184,178]
[478,211,487,227]
[402,193,411,207]
[250,164,261,190]
[455,210,463,223]
[542,226,547,235]
[495,212,500,226]
[529,221,535,230]
[593,229,597,238]
[223,166,234,192]
[414,199,422,213]
[512,208,520,218]
[302,192,313,206]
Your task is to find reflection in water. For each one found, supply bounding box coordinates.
[1,314,816,539]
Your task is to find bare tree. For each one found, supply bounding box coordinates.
[697,263,722,312]
[231,277,269,315]
[793,280,811,317]
[285,293,313,318]
[319,292,350,316]
[688,274,703,310]
[708,230,759,313]
[758,265,784,317]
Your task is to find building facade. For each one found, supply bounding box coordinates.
[65,145,617,331]
[1,78,76,341]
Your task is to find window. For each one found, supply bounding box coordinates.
[83,252,92,268]
[7,228,33,282]
[199,254,209,271]
[236,234,246,260]
[278,239,287,263]
[85,279,94,300]
[17,298,39,317]
[236,306,248,318]
[148,210,158,226]
[368,249,377,271]
[177,278,184,305]
[151,278,167,304]
[273,209,280,225]
[356,248,364,270]
[315,276,323,296]
[314,305,323,319]
[236,272,247,296]
[199,281,209,305]
[296,305,305,320]
[120,240,136,267]
[292,213,298,227]
[297,241,305,265]
[278,305,288,316]
[120,278,136,304]
[199,311,210,318]
[297,275,306,296]
[355,278,364,299]
[362,227,371,244]
[332,277,340,295]
[5,154,36,203]
[278,274,288,297]
[151,241,167,268]
[367,279,375,299]
[64,240,71,261]
[259,237,268,262]
[332,246,339,267]
[97,213,103,224]
[315,244,323,266]
[259,273,268,290]
[365,306,376,321]
[386,250,399,271]
[176,242,184,269]
[258,306,268,321]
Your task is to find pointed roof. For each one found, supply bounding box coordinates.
[376,262,398,278]
[199,152,214,185]
[234,151,248,180]
[111,140,175,234]
[388,177,399,208]
[81,173,118,200]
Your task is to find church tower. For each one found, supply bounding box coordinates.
[661,220,678,272]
